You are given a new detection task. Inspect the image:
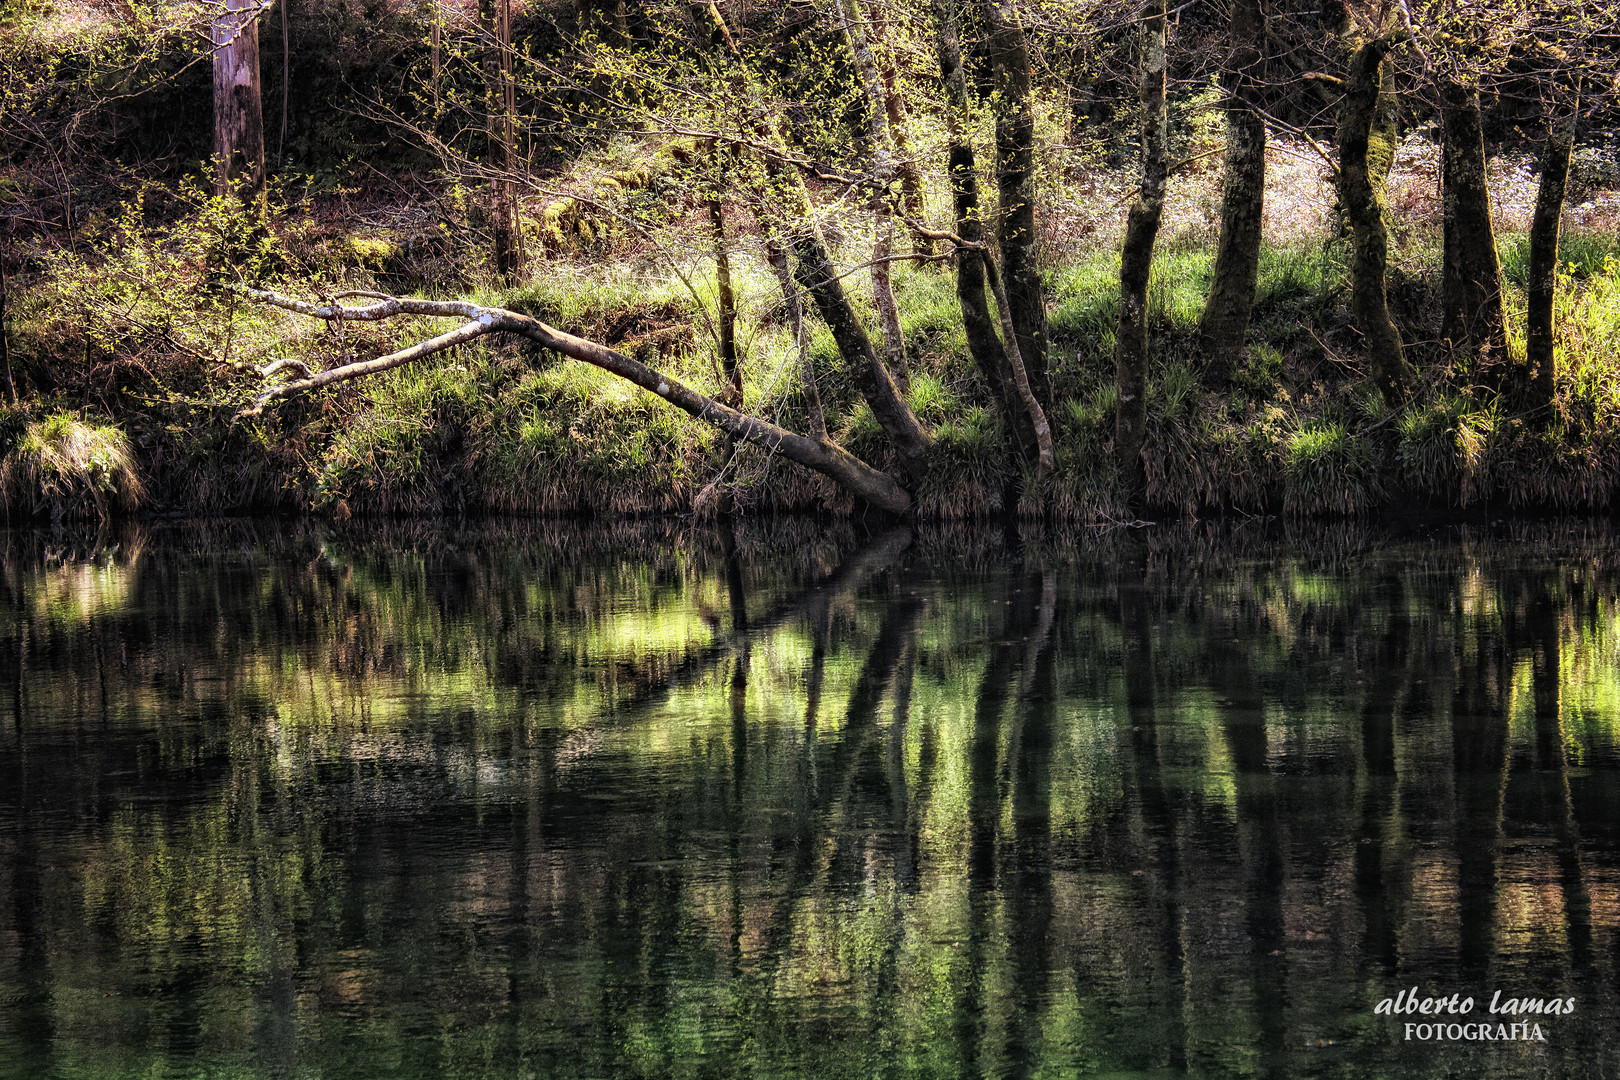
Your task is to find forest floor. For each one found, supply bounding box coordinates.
[4,127,1620,524]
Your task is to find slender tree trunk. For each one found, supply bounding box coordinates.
[1198,0,1265,382]
[1115,0,1168,507]
[982,0,1051,408]
[278,0,289,166]
[1440,80,1506,378]
[1337,37,1410,400]
[1527,101,1577,417]
[483,0,521,279]
[766,238,826,439]
[690,0,930,477]
[0,227,14,403]
[933,0,1031,460]
[839,0,909,388]
[871,222,910,390]
[867,0,930,258]
[212,0,266,201]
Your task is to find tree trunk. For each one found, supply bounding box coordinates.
[482,0,521,279]
[981,0,1050,409]
[1526,101,1577,417]
[868,0,930,258]
[765,238,826,439]
[837,0,909,388]
[1115,0,1168,507]
[1440,80,1506,379]
[691,0,931,478]
[1198,0,1265,382]
[933,0,1048,472]
[1337,37,1410,400]
[212,0,266,201]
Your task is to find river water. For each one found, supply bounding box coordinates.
[2,519,1618,1079]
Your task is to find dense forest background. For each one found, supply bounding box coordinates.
[2,0,1619,522]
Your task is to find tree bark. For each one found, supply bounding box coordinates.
[1337,36,1410,400]
[212,0,266,201]
[1440,80,1506,378]
[1526,101,1577,416]
[482,0,521,279]
[982,0,1051,408]
[1198,0,1266,382]
[837,0,909,388]
[691,0,931,478]
[766,238,826,439]
[933,0,1044,468]
[239,288,914,514]
[1115,0,1168,507]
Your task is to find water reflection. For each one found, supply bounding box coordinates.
[3,519,1620,1078]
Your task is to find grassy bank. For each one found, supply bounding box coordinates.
[3,142,1620,524]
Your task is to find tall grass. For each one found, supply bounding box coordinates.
[1,413,144,522]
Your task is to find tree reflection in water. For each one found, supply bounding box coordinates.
[2,519,1619,1079]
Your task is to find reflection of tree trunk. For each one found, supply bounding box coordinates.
[1005,572,1057,1077]
[958,584,1035,1076]
[1119,552,1187,1073]
[1452,624,1508,982]
[1355,574,1409,978]
[1524,577,1595,983]
[1214,636,1286,1076]
[722,527,750,798]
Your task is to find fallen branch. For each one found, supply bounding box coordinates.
[234,285,913,515]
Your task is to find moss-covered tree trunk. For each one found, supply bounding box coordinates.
[1197,0,1265,382]
[982,0,1051,408]
[1526,102,1577,416]
[1440,80,1506,377]
[1337,36,1410,400]
[1115,0,1168,507]
[211,0,265,201]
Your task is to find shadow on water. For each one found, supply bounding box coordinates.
[3,518,1620,1078]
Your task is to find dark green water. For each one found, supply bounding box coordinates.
[3,520,1620,1080]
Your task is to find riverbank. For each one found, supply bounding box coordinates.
[4,137,1620,524]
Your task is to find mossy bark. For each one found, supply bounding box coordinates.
[211,0,266,202]
[982,0,1051,409]
[1197,0,1265,382]
[1526,103,1576,416]
[1337,37,1410,400]
[934,0,1042,467]
[1115,0,1167,507]
[1440,80,1506,378]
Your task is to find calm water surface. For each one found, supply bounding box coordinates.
[3,520,1620,1079]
